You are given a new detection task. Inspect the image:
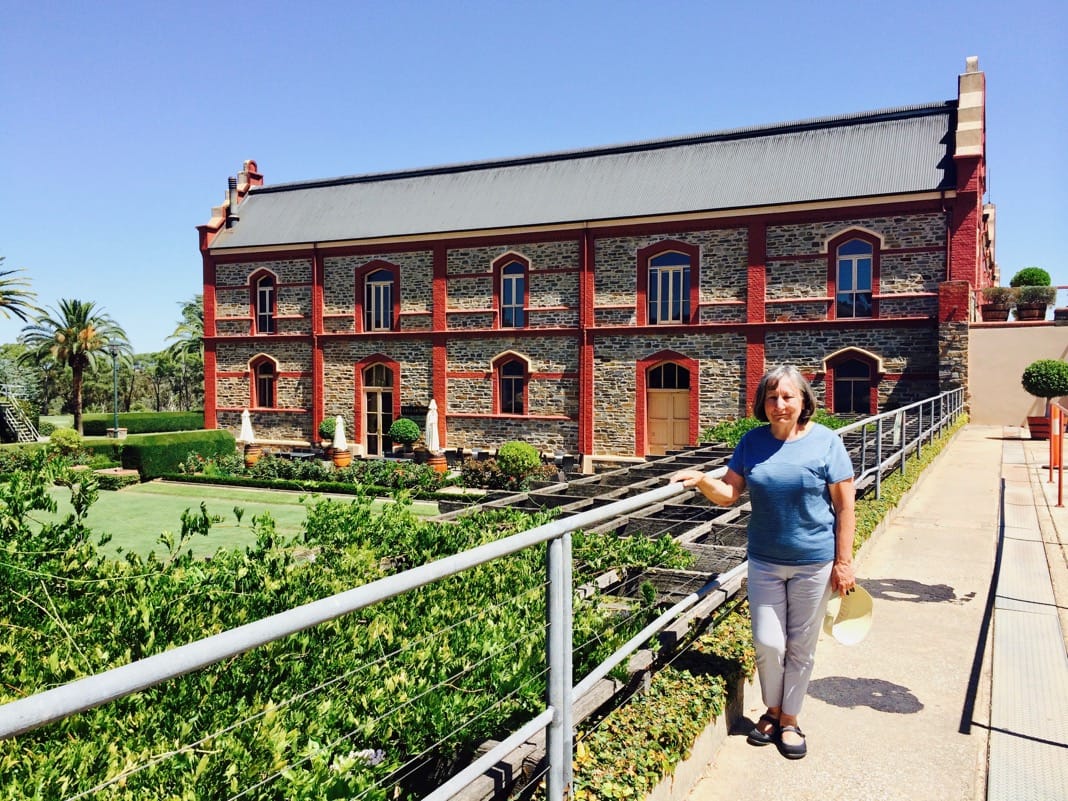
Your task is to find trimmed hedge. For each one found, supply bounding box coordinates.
[81,411,205,436]
[160,472,486,503]
[120,430,236,479]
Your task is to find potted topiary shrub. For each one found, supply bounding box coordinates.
[1010,267,1054,321]
[1021,358,1068,440]
[496,440,542,490]
[1015,285,1056,321]
[318,417,336,455]
[387,417,421,455]
[979,286,1014,322]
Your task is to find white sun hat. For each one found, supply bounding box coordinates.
[823,585,874,645]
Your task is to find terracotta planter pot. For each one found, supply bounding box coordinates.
[243,444,263,467]
[1027,415,1068,440]
[332,449,352,468]
[427,453,448,474]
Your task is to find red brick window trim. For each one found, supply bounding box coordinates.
[355,260,400,333]
[250,268,279,335]
[492,351,530,415]
[823,347,883,415]
[827,230,881,320]
[249,354,279,409]
[492,252,530,330]
[636,240,700,326]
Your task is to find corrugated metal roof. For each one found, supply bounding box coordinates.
[208,103,957,250]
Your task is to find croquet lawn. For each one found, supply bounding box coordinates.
[41,480,439,559]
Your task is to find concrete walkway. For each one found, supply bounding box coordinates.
[686,424,1068,801]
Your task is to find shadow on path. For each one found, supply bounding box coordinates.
[808,676,924,713]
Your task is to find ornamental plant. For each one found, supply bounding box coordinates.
[980,286,1014,305]
[496,441,541,480]
[1009,266,1051,287]
[1017,285,1056,305]
[387,417,420,446]
[318,416,336,441]
[1021,359,1068,414]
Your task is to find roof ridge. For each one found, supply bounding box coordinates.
[252,101,955,194]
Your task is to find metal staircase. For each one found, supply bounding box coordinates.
[0,385,40,443]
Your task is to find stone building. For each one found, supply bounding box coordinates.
[198,58,993,468]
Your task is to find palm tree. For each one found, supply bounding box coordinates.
[19,299,130,434]
[0,258,40,323]
[167,294,204,411]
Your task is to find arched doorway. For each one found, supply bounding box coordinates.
[646,362,691,455]
[363,363,394,456]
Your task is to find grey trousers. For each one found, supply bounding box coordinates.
[747,556,834,716]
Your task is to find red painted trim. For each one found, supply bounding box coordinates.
[447,371,493,380]
[747,221,767,323]
[826,229,882,320]
[249,355,278,408]
[745,330,764,416]
[210,250,316,264]
[218,406,310,415]
[448,413,575,421]
[353,354,402,448]
[578,230,596,456]
[635,239,700,326]
[491,353,530,414]
[354,260,401,333]
[766,245,942,263]
[311,249,325,437]
[249,268,279,335]
[634,350,700,457]
[824,349,881,415]
[492,252,530,330]
[432,244,448,447]
[203,254,218,428]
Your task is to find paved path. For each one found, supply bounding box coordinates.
[686,424,1068,801]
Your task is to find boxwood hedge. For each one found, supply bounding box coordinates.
[81,411,205,436]
[120,430,235,478]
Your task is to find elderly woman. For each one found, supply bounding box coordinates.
[671,366,856,759]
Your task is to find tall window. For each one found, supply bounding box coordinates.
[252,358,276,408]
[833,358,871,414]
[364,269,394,331]
[648,251,691,325]
[255,274,276,334]
[499,359,525,414]
[836,239,873,318]
[500,261,526,328]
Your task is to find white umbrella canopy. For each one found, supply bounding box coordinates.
[332,415,348,451]
[239,409,255,444]
[425,399,440,454]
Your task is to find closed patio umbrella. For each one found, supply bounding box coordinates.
[239,409,255,444]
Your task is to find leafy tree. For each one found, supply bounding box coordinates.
[167,294,204,411]
[18,299,130,434]
[0,257,39,323]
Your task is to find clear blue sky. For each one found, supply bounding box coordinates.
[2,0,1065,353]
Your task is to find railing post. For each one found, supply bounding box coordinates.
[546,532,573,800]
[875,416,884,499]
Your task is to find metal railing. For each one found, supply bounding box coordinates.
[836,387,965,500]
[0,389,967,799]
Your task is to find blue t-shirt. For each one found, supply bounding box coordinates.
[726,423,854,565]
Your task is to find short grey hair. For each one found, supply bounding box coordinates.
[753,366,818,424]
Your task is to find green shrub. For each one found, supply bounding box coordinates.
[701,409,849,447]
[496,441,541,479]
[1009,266,1051,287]
[1017,285,1056,305]
[387,417,420,446]
[981,285,1015,305]
[1021,359,1068,401]
[49,428,82,456]
[81,411,204,436]
[119,430,236,479]
[318,417,336,441]
[37,420,56,437]
[94,470,140,491]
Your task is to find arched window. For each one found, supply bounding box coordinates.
[251,357,277,408]
[498,359,526,415]
[253,272,277,334]
[364,268,395,331]
[648,251,692,325]
[500,261,526,328]
[647,362,691,389]
[835,239,874,319]
[832,358,872,414]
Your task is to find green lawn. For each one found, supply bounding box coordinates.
[40,481,439,559]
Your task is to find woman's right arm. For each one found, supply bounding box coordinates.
[669,468,745,506]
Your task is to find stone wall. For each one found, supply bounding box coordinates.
[323,250,434,326]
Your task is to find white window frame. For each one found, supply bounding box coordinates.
[500,262,526,328]
[364,270,394,331]
[836,240,873,319]
[648,253,691,325]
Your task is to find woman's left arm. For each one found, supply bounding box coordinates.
[829,478,856,595]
